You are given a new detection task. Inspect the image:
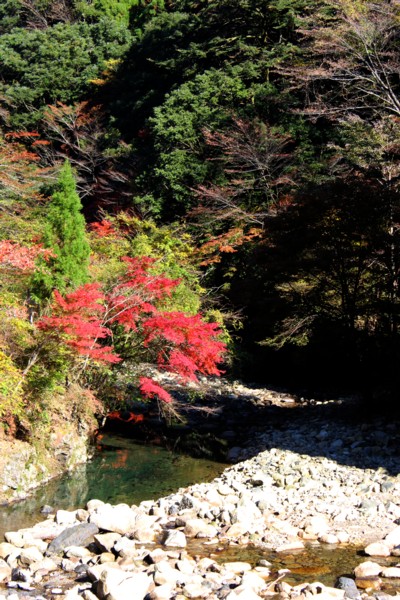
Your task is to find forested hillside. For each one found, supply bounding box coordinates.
[0,0,399,439]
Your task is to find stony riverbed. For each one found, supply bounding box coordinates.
[1,381,400,599]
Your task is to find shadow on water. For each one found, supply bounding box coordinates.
[0,434,226,539]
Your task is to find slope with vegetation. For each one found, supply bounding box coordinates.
[0,0,399,453]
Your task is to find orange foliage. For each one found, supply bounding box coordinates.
[197,227,263,266]
[0,133,52,201]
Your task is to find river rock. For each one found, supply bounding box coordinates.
[47,522,99,555]
[10,566,31,582]
[184,519,218,538]
[30,556,58,574]
[197,557,218,571]
[4,384,400,600]
[380,566,400,578]
[0,563,11,583]
[224,522,250,537]
[76,508,90,522]
[5,549,20,568]
[4,532,26,548]
[384,526,400,548]
[182,582,210,598]
[87,562,121,583]
[147,583,175,600]
[65,545,93,558]
[19,546,44,565]
[86,499,105,512]
[176,558,195,574]
[222,561,252,574]
[275,541,305,552]
[162,530,187,548]
[132,515,160,542]
[319,533,340,544]
[364,542,391,557]
[0,543,17,560]
[335,576,361,599]
[89,503,139,534]
[145,548,167,564]
[254,566,271,579]
[355,576,382,590]
[99,552,115,563]
[94,533,121,553]
[153,561,182,586]
[113,536,136,558]
[225,588,262,599]
[56,510,78,525]
[61,558,78,572]
[27,537,48,553]
[40,504,54,515]
[27,519,65,541]
[299,582,344,598]
[336,531,350,544]
[354,561,382,578]
[241,571,267,592]
[97,568,152,600]
[303,515,330,537]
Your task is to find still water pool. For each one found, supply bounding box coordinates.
[0,434,226,538]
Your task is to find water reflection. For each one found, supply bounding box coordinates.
[0,434,226,539]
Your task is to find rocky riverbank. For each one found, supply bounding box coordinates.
[0,385,99,504]
[0,385,400,599]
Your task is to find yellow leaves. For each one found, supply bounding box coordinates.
[115,213,195,265]
[89,58,122,86]
[275,279,314,295]
[337,0,369,19]
[0,293,34,361]
[89,78,107,86]
[0,350,24,419]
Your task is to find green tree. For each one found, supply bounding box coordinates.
[32,160,90,299]
[0,20,132,128]
[104,0,311,218]
[74,0,167,26]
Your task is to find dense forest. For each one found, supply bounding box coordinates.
[0,0,399,439]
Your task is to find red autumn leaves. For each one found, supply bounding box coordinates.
[37,256,226,402]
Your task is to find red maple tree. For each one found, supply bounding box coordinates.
[37,283,120,364]
[37,257,227,402]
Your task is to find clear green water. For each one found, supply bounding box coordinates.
[0,434,226,538]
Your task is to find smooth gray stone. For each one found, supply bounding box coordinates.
[47,523,99,555]
[335,577,361,599]
[40,505,54,515]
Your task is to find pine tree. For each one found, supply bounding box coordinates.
[32,160,90,299]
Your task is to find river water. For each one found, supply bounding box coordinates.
[0,433,226,539]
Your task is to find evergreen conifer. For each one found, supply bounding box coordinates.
[32,160,90,299]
